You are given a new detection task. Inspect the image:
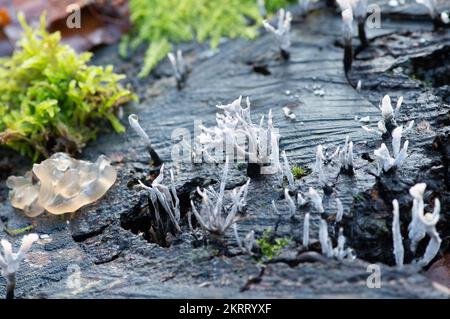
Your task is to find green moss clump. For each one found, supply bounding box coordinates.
[256,228,290,261]
[292,165,309,179]
[0,13,137,160]
[123,0,298,78]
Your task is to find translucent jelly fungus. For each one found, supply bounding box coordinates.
[7,153,117,217]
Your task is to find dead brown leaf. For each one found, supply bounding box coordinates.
[0,0,130,56]
[425,253,450,288]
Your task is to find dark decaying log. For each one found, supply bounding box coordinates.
[0,2,449,298]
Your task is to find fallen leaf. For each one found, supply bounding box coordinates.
[0,0,130,56]
[425,253,450,288]
[0,7,12,55]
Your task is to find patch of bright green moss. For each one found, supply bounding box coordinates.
[292,165,310,179]
[0,13,137,160]
[256,228,290,261]
[123,0,298,78]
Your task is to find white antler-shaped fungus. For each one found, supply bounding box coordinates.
[168,50,188,89]
[263,9,292,59]
[362,95,414,136]
[0,234,38,299]
[373,126,409,173]
[190,159,250,239]
[138,164,182,233]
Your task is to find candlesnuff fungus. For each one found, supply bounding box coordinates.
[303,212,310,248]
[335,198,344,222]
[362,95,414,137]
[314,145,326,185]
[338,136,354,175]
[138,164,182,233]
[285,188,297,215]
[338,0,368,47]
[333,227,356,260]
[392,199,404,267]
[416,0,449,29]
[190,159,251,240]
[353,0,368,47]
[257,0,267,18]
[306,187,324,213]
[125,0,294,77]
[341,8,354,74]
[373,126,409,173]
[128,114,163,166]
[279,186,322,216]
[167,50,188,89]
[233,224,255,255]
[263,9,292,60]
[417,198,441,266]
[408,183,427,252]
[313,144,339,191]
[319,220,356,260]
[0,234,39,299]
[281,151,296,191]
[407,183,442,266]
[319,219,333,257]
[194,96,280,178]
[7,153,117,217]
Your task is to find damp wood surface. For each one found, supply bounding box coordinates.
[0,2,449,298]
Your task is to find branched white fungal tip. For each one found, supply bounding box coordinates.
[0,233,39,298]
[139,165,182,233]
[191,161,250,238]
[374,126,409,173]
[363,94,412,136]
[234,224,255,255]
[195,97,279,171]
[417,196,441,266]
[263,9,292,53]
[381,95,394,122]
[167,50,187,84]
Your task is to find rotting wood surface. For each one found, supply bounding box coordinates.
[0,1,449,298]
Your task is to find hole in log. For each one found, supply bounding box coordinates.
[120,177,214,247]
[252,64,271,76]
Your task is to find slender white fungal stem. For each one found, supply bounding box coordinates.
[303,212,310,248]
[392,199,404,267]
